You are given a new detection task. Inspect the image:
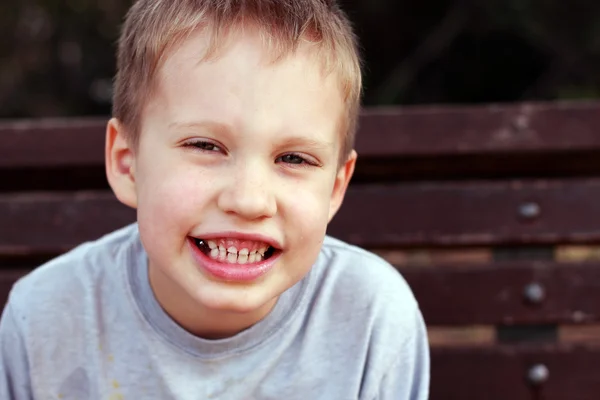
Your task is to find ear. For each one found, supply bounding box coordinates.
[328,150,357,222]
[105,118,138,209]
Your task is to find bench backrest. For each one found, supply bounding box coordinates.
[2,101,600,399]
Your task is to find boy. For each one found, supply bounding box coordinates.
[0,0,429,398]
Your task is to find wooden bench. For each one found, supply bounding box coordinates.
[3,101,600,399]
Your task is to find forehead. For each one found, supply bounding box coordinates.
[146,27,345,146]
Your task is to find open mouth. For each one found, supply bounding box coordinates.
[193,238,277,264]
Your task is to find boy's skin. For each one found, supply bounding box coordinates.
[106,25,357,339]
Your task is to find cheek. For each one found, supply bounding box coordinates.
[281,179,332,248]
[136,161,213,235]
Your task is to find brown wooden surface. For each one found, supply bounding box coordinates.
[5,178,600,256]
[0,192,135,256]
[358,101,600,157]
[402,261,600,325]
[3,101,600,168]
[430,344,600,400]
[332,179,600,247]
[0,118,106,168]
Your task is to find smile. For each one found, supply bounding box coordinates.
[188,235,282,282]
[194,238,277,265]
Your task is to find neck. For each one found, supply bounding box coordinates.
[148,264,278,339]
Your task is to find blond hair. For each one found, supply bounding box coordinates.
[113,0,362,161]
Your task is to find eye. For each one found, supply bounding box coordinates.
[185,140,223,153]
[276,153,320,167]
[277,153,307,165]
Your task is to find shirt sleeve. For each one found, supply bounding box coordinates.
[0,302,33,400]
[376,307,430,400]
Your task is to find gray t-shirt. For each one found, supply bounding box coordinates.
[0,224,429,399]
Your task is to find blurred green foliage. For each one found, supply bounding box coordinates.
[1,0,600,118]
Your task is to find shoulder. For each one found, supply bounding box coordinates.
[7,224,140,326]
[312,235,423,342]
[307,236,428,393]
[318,235,418,313]
[315,237,429,398]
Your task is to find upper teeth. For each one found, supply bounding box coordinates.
[206,241,268,256]
[209,248,264,264]
[205,240,269,264]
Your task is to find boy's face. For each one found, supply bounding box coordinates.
[106,28,356,336]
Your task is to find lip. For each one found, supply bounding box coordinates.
[192,231,283,250]
[187,237,282,282]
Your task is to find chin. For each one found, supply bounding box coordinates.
[190,283,278,315]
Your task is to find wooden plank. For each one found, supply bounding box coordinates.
[402,261,600,325]
[3,101,600,169]
[430,344,600,400]
[0,118,106,168]
[331,179,600,247]
[352,151,600,182]
[358,100,600,157]
[5,178,600,255]
[555,245,600,262]
[428,325,600,346]
[427,326,495,347]
[0,192,135,255]
[373,248,492,266]
[431,324,600,346]
[560,325,600,344]
[0,167,109,192]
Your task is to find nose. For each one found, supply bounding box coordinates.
[217,160,277,220]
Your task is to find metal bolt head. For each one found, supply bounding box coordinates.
[518,202,541,220]
[512,115,530,132]
[524,283,545,304]
[528,364,549,385]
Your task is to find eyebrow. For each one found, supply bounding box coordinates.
[168,120,233,136]
[276,136,335,151]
